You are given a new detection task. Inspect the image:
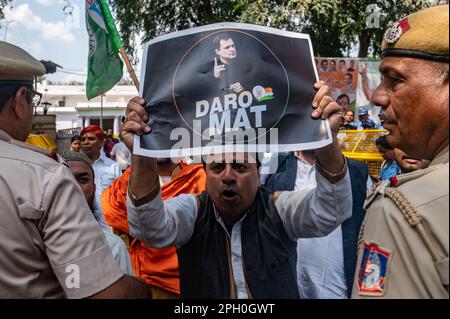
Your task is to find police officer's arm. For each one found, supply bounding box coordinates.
[40,164,150,298]
[311,81,347,183]
[87,275,152,299]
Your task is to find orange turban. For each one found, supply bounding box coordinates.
[80,125,105,140]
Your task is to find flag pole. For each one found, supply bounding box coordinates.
[119,47,140,92]
[97,0,140,93]
[100,94,104,130]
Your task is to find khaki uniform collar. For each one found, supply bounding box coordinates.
[0,128,60,162]
[364,145,448,208]
[0,128,12,142]
[393,145,448,187]
[430,144,449,167]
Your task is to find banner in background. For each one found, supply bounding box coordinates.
[356,60,382,123]
[315,57,358,114]
[135,23,332,159]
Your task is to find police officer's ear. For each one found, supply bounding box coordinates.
[11,86,31,120]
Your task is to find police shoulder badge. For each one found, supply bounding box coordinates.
[358,242,392,296]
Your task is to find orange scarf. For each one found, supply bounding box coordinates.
[101,163,206,295]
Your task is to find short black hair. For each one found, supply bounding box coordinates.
[375,135,392,149]
[0,83,33,112]
[71,135,81,143]
[201,154,262,169]
[337,93,350,102]
[213,33,232,50]
[302,149,316,158]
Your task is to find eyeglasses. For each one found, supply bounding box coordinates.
[27,89,42,107]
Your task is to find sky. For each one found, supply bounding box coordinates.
[2,0,142,83]
[1,0,365,84]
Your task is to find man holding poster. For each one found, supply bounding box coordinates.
[121,78,351,298]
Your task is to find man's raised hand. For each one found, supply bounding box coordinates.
[311,81,343,135]
[121,96,151,151]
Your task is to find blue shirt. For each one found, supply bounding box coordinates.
[380,161,400,181]
[354,122,383,130]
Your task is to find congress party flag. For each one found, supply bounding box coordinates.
[85,0,123,99]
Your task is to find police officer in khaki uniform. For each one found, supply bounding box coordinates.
[352,6,449,299]
[0,41,151,298]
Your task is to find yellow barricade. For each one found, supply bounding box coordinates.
[26,134,58,153]
[338,129,388,176]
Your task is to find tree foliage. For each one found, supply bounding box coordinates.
[237,0,433,57]
[238,0,348,57]
[110,0,244,64]
[0,0,13,21]
[338,0,433,57]
[108,0,440,61]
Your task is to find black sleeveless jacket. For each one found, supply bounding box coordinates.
[177,187,299,298]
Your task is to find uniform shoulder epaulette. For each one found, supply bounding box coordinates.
[364,179,393,209]
[9,138,60,162]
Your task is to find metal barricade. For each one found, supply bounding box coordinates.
[56,127,82,153]
[26,134,58,153]
[338,129,388,176]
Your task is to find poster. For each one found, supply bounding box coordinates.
[135,23,332,159]
[315,57,359,113]
[356,60,382,123]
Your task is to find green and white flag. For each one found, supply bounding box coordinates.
[85,0,123,99]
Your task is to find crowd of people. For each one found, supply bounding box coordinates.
[337,107,383,130]
[0,5,448,299]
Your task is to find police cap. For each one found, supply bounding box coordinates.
[0,41,46,85]
[358,108,368,116]
[382,5,449,63]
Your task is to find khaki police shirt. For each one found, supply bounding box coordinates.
[0,129,123,298]
[352,145,449,299]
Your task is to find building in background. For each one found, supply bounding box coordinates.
[34,83,137,136]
